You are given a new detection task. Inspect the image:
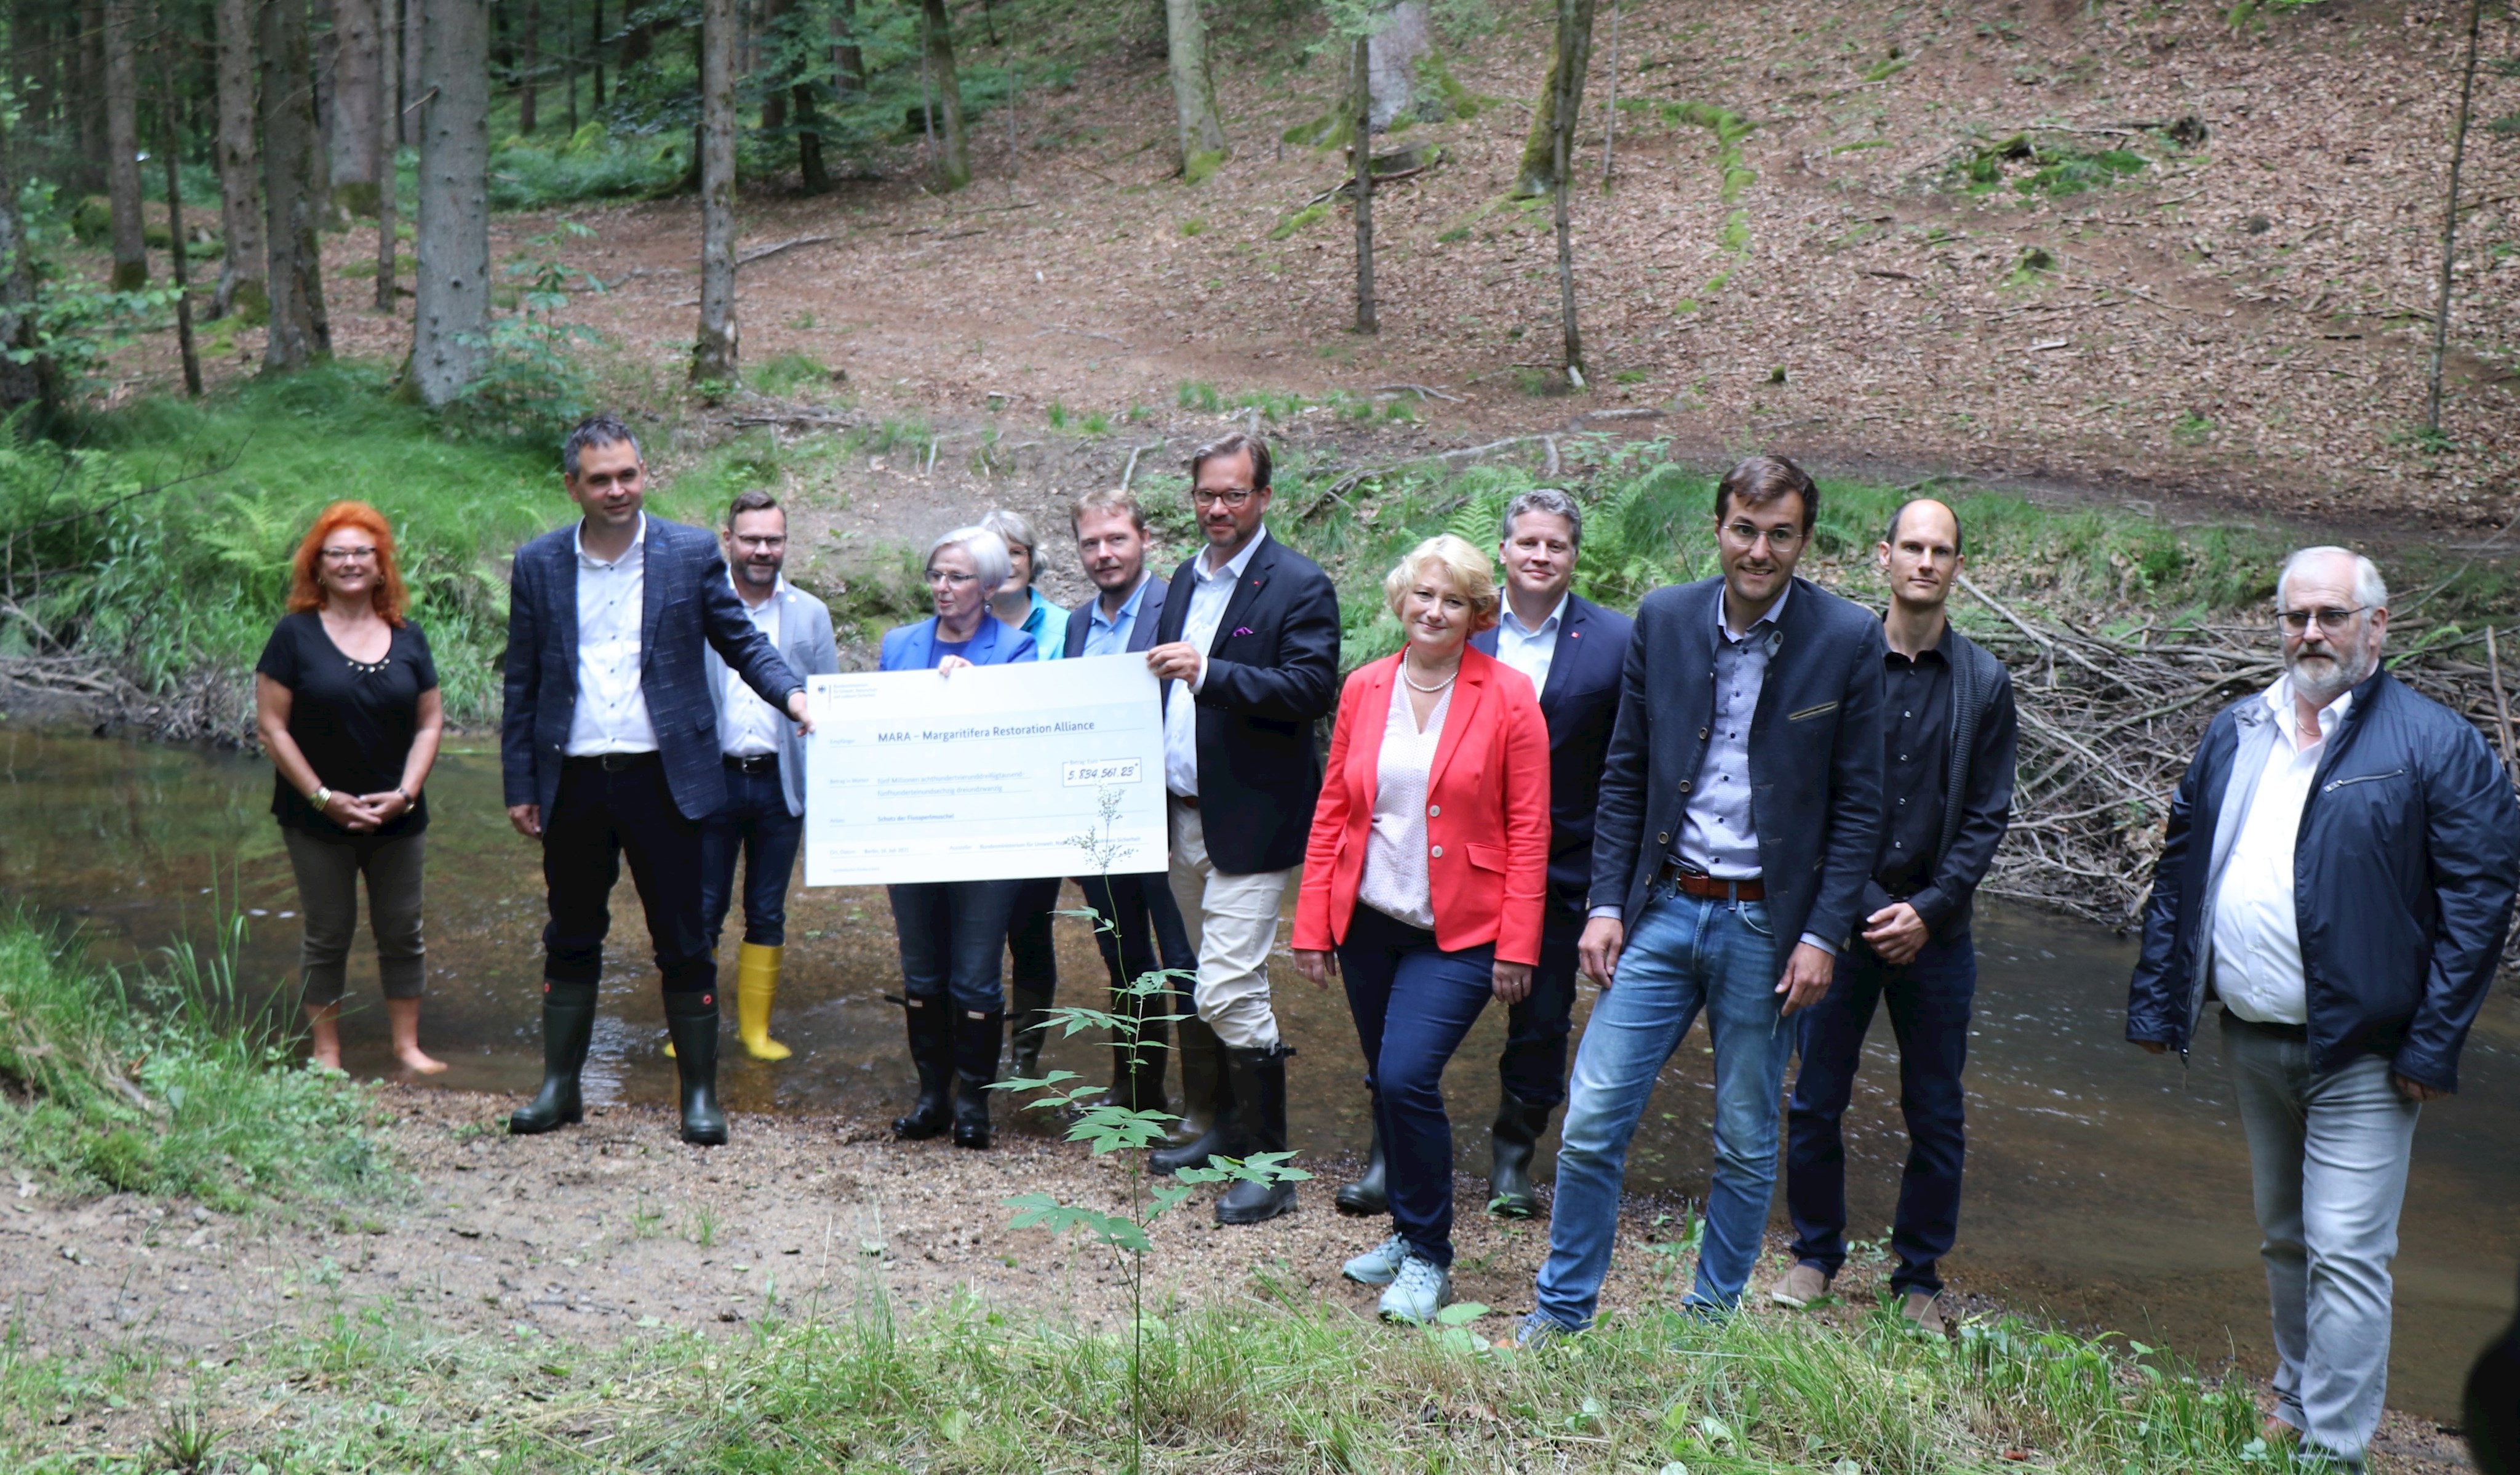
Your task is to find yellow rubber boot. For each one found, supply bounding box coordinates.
[736,943,792,1061]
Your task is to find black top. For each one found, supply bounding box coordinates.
[1875,642,1953,899]
[256,613,438,838]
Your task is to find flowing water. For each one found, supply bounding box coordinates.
[2,728,2511,1418]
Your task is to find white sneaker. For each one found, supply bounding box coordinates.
[1342,1232,1408,1287]
[1378,1253,1453,1324]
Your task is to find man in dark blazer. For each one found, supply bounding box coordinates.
[1520,455,1886,1341]
[1142,433,1341,1226]
[1059,487,1202,1122]
[501,415,811,1146]
[1333,488,1632,1222]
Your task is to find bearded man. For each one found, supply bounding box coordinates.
[2126,546,2518,1471]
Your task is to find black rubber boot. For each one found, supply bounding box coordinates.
[953,1009,1002,1149]
[1157,1009,1227,1151]
[1214,1044,1299,1226]
[1334,1124,1390,1217]
[1487,1093,1557,1218]
[1007,985,1054,1082]
[891,997,954,1140]
[663,989,728,1146]
[509,980,597,1135]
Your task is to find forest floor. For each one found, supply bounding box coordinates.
[92,0,2520,538]
[0,1086,2482,1473]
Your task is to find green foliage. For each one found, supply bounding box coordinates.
[1182,150,1227,186]
[1964,134,2150,197]
[1175,380,1223,413]
[1269,202,1332,239]
[487,136,685,210]
[0,908,385,1209]
[447,224,610,443]
[745,350,838,399]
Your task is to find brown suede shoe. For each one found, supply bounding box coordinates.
[1899,1290,1948,1335]
[1768,1263,1832,1309]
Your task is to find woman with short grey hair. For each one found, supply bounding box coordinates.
[981,508,1069,663]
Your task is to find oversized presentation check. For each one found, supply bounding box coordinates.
[802,655,1169,887]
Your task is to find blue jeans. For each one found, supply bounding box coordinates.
[1338,906,1496,1269]
[1533,884,1786,1326]
[1785,929,1974,1296]
[888,880,1016,1013]
[698,763,805,951]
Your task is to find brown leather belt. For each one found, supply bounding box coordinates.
[1656,860,1764,901]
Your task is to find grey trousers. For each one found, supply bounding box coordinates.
[2222,1012,2421,1469]
[281,826,427,1006]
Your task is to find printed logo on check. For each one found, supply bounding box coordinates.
[1063,758,1144,786]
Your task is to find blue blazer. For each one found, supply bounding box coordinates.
[1471,593,1633,913]
[703,580,842,817]
[1590,575,1886,953]
[1063,575,1171,658]
[501,516,805,823]
[880,615,1037,671]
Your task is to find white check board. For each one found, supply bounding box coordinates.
[802,655,1169,887]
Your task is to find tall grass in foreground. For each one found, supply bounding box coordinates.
[1,1279,2275,1473]
[0,908,383,1208]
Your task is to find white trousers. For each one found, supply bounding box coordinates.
[1167,800,1288,1051]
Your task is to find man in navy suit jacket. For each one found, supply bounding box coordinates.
[501,415,810,1147]
[1521,456,1886,1341]
[1059,488,1202,1125]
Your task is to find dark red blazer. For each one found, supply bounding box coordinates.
[1293,647,1552,965]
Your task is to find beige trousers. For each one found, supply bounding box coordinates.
[1167,800,1289,1051]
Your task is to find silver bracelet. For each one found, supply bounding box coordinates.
[309,786,332,810]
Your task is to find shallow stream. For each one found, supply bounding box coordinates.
[1,729,2511,1418]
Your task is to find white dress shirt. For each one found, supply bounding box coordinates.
[1494,591,1569,698]
[719,575,786,758]
[565,514,658,756]
[2212,679,2350,1026]
[1163,527,1269,799]
[1357,676,1451,930]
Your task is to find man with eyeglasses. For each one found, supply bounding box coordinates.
[1142,431,1341,1226]
[1518,454,1886,1342]
[2127,546,2517,1470]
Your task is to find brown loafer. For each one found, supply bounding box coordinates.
[1768,1262,1832,1309]
[1899,1290,1949,1335]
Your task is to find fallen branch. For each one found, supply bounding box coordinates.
[1371,383,1464,403]
[737,234,837,267]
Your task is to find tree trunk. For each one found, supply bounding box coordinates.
[1550,0,1582,384]
[1351,36,1374,335]
[377,0,402,310]
[314,0,338,195]
[835,0,863,103]
[2426,0,2484,434]
[564,0,579,137]
[920,0,967,191]
[1365,2,1439,132]
[331,0,383,216]
[796,82,829,193]
[103,0,146,289]
[74,0,104,193]
[158,39,201,398]
[261,0,332,372]
[1513,0,1595,199]
[405,0,488,406]
[691,0,737,383]
[590,0,604,108]
[1163,0,1224,177]
[212,0,265,320]
[0,113,55,418]
[402,0,425,143]
[519,0,538,134]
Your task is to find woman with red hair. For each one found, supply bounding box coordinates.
[253,502,447,1075]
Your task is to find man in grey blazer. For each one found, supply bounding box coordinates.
[1521,455,1886,1340]
[502,416,813,1146]
[695,489,840,1064]
[1061,488,1204,1124]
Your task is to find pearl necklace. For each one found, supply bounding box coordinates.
[1400,660,1458,694]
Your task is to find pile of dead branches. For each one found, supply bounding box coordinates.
[1967,576,2520,954]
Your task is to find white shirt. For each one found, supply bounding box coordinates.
[2212,678,2351,1025]
[1357,674,1451,931]
[1163,526,1270,799]
[1494,591,1569,698]
[565,514,658,756]
[719,575,786,758]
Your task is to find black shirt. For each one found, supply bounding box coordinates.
[255,613,438,838]
[1875,641,1952,899]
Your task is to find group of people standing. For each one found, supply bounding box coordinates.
[255,415,2515,1475]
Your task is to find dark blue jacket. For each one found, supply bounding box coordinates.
[2127,666,2519,1092]
[1064,575,1171,658]
[880,614,1035,671]
[1590,575,1887,951]
[501,516,803,823]
[1471,593,1632,914]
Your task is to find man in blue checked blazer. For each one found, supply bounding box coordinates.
[501,414,811,1147]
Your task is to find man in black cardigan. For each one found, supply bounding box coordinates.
[1142,433,1341,1226]
[1771,498,2017,1335]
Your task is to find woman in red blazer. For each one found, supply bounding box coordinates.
[1293,534,1551,1322]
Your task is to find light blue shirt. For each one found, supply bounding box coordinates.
[1493,591,1569,697]
[1080,575,1153,658]
[1677,581,1791,879]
